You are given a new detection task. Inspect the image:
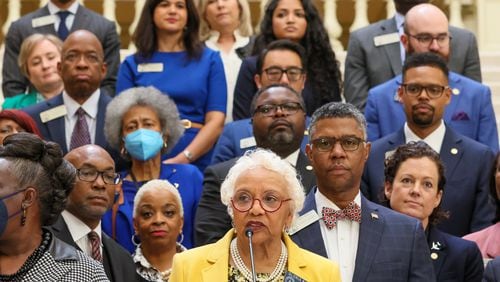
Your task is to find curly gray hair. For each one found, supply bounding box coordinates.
[104,86,184,153]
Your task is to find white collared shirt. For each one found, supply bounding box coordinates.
[395,12,406,64]
[63,89,100,150]
[47,1,79,32]
[205,31,250,123]
[61,210,103,257]
[315,190,361,282]
[404,120,446,153]
[284,149,300,167]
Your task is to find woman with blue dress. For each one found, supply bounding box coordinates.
[102,86,203,252]
[117,0,227,172]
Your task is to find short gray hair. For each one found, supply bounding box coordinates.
[220,149,305,223]
[308,102,367,139]
[133,179,184,218]
[104,86,184,152]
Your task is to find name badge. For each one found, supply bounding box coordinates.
[40,105,67,123]
[239,137,256,149]
[32,15,56,28]
[374,32,400,47]
[137,63,164,73]
[287,210,320,235]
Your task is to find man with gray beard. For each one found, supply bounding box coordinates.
[194,84,315,246]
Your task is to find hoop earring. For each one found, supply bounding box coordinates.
[177,233,184,244]
[131,234,141,246]
[20,204,27,226]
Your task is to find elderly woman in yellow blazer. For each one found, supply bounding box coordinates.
[170,149,340,282]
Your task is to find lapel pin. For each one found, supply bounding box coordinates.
[174,183,179,189]
[431,253,438,260]
[452,88,460,95]
[306,165,313,171]
[450,148,458,155]
[370,212,379,219]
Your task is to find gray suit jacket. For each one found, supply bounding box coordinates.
[344,16,482,111]
[2,4,120,97]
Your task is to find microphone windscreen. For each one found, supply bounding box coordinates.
[245,228,253,237]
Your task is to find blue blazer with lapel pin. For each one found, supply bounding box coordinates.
[291,188,436,281]
[364,72,498,151]
[362,126,495,237]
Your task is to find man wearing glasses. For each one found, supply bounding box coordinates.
[364,3,498,151]
[290,102,435,282]
[362,52,496,237]
[50,145,138,282]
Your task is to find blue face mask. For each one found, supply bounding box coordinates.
[124,129,164,161]
[0,189,26,236]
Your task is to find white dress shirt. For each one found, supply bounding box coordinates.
[395,12,406,64]
[404,120,446,153]
[47,1,79,32]
[315,190,361,282]
[63,89,100,150]
[61,210,103,257]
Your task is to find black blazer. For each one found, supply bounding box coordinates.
[50,216,140,282]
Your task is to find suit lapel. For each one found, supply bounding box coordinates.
[428,228,447,278]
[439,127,463,178]
[202,230,232,281]
[71,4,90,32]
[33,6,57,35]
[442,73,462,122]
[41,95,68,153]
[296,152,315,194]
[51,216,82,251]
[101,235,116,281]
[94,91,110,147]
[379,18,403,76]
[353,196,385,281]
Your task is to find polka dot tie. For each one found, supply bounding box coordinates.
[321,201,362,230]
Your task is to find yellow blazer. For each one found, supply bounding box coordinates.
[170,229,340,282]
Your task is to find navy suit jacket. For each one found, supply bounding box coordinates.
[427,227,483,281]
[50,216,139,282]
[365,72,498,151]
[291,188,435,281]
[362,126,495,236]
[195,152,315,246]
[2,4,120,97]
[484,257,500,282]
[210,117,310,165]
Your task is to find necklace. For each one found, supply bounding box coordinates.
[230,238,287,282]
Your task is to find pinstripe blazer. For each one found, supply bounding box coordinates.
[291,189,436,282]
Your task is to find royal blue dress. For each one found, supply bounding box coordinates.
[102,163,203,253]
[116,48,227,171]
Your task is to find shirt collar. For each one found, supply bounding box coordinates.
[62,89,100,119]
[315,189,362,211]
[47,1,79,15]
[61,210,102,242]
[205,30,250,50]
[395,12,405,34]
[284,149,300,167]
[404,120,446,153]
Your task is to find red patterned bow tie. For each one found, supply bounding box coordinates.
[322,201,362,230]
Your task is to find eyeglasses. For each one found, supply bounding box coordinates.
[231,191,291,213]
[254,102,304,117]
[311,136,366,152]
[77,168,121,185]
[407,33,451,47]
[263,67,304,82]
[400,83,449,99]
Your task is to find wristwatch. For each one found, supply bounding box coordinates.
[183,150,194,162]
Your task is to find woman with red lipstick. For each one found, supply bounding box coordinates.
[132,179,186,281]
[170,149,340,281]
[384,141,483,281]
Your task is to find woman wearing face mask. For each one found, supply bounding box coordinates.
[101,86,203,253]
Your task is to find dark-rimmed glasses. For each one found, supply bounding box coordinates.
[400,83,449,99]
[254,102,303,117]
[263,66,304,82]
[77,168,121,185]
[407,33,451,47]
[231,191,291,213]
[311,136,366,152]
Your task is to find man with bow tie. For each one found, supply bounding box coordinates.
[290,102,435,282]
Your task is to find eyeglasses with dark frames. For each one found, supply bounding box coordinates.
[263,66,305,82]
[253,102,304,117]
[231,191,291,213]
[77,168,122,185]
[311,136,366,152]
[407,33,451,47]
[400,83,449,99]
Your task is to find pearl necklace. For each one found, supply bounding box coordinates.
[230,238,288,282]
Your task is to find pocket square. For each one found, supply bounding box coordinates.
[451,111,470,121]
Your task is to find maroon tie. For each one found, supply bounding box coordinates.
[88,231,102,262]
[322,201,362,230]
[70,108,91,150]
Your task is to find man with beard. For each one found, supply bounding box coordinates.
[23,30,115,157]
[344,0,481,111]
[362,52,495,237]
[364,3,498,151]
[2,0,120,97]
[194,84,315,246]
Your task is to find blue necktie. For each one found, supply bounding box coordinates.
[57,11,71,40]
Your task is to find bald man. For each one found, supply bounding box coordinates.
[51,145,138,282]
[24,30,116,156]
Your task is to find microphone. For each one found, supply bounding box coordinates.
[245,228,257,282]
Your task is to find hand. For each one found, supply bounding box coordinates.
[163,153,190,165]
